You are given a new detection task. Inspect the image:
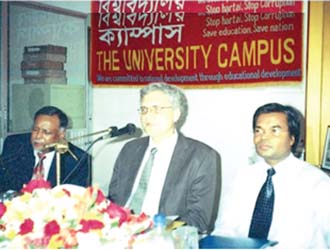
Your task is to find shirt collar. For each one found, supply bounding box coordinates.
[149,130,178,151]
[261,152,295,172]
[34,150,55,159]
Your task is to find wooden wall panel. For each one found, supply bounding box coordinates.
[306,1,330,166]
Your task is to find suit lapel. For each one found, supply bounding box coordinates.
[21,144,36,184]
[16,137,37,187]
[47,153,57,186]
[159,133,188,207]
[47,151,74,186]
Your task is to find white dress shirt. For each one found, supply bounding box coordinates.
[125,131,178,216]
[214,153,330,248]
[33,150,55,180]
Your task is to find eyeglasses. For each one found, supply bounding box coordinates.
[138,105,173,115]
[31,127,58,136]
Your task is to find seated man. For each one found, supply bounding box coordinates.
[108,82,221,234]
[214,103,330,248]
[0,106,91,193]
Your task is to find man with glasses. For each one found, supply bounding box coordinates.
[108,82,221,234]
[214,103,330,248]
[0,106,91,193]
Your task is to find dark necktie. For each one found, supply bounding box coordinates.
[129,147,157,214]
[248,168,276,239]
[32,153,46,180]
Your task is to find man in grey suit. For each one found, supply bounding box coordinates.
[108,82,221,234]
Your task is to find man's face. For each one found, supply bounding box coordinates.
[254,112,295,166]
[30,115,65,152]
[140,90,180,144]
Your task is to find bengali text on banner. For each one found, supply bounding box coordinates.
[90,0,303,86]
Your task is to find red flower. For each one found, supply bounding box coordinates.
[19,218,34,235]
[86,187,106,205]
[0,203,6,218]
[44,220,60,237]
[79,219,104,233]
[136,212,148,223]
[21,179,51,193]
[104,202,130,226]
[24,236,50,248]
[59,229,78,248]
[62,188,71,197]
[95,189,106,204]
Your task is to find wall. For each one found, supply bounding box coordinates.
[22,2,307,197]
[89,2,309,200]
[4,2,90,137]
[91,85,305,199]
[306,2,330,166]
[4,0,310,224]
[8,3,87,85]
[43,1,90,14]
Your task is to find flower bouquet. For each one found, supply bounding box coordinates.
[0,180,152,249]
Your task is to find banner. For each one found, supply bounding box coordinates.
[91,0,303,86]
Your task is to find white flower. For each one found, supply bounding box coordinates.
[0,180,152,249]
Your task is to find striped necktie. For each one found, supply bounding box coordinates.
[248,168,276,239]
[129,147,158,214]
[32,152,46,180]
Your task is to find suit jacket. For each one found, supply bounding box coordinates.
[108,132,221,233]
[0,133,91,193]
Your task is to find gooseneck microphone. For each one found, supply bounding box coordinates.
[61,123,137,184]
[110,123,136,138]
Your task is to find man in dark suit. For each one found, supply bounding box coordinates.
[0,106,91,193]
[108,82,221,234]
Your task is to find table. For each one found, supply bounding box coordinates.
[199,235,278,249]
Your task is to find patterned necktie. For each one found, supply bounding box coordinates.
[129,147,158,214]
[32,153,46,180]
[248,168,276,239]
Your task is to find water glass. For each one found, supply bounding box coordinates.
[172,226,199,249]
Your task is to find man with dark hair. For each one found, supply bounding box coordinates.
[0,106,91,193]
[214,102,330,248]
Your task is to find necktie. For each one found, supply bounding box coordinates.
[248,168,276,239]
[129,147,157,214]
[32,153,46,180]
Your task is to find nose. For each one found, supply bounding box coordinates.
[259,131,266,139]
[261,130,274,140]
[34,129,43,139]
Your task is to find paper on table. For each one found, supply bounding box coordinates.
[166,215,186,231]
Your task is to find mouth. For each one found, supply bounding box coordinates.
[32,141,44,149]
[144,122,156,129]
[257,143,272,151]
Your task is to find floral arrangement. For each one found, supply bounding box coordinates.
[0,180,152,249]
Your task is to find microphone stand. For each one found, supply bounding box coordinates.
[56,151,60,186]
[68,126,117,141]
[50,139,72,186]
[53,127,117,186]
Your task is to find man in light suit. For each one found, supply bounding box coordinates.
[108,82,221,234]
[0,106,91,193]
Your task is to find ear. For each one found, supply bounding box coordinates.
[173,108,181,123]
[59,128,66,140]
[290,135,295,147]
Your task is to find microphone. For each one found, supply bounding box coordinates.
[45,141,67,150]
[110,123,136,138]
[62,123,137,185]
[44,139,68,152]
[69,126,117,141]
[44,139,78,160]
